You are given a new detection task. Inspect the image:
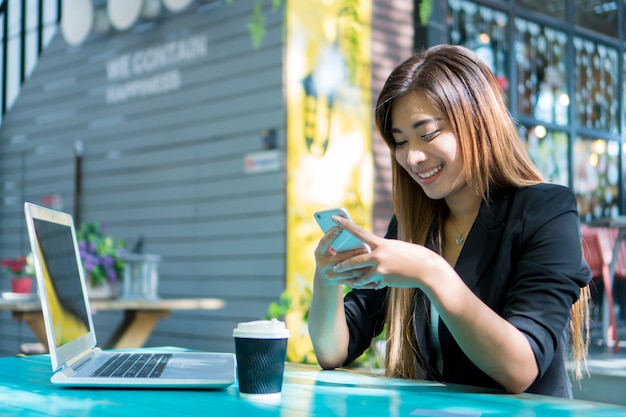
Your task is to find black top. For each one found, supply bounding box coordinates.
[343,183,592,397]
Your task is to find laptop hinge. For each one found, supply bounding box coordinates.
[64,349,96,371]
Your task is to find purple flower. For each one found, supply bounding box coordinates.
[106,267,118,283]
[76,222,126,287]
[83,258,95,272]
[101,256,114,267]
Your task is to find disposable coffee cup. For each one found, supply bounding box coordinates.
[233,319,290,402]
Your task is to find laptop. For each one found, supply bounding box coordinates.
[24,202,236,388]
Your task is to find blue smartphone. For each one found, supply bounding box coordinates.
[314,208,371,253]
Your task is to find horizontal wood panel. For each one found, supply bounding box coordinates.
[0,2,288,357]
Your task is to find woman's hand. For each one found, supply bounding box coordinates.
[328,215,444,291]
[314,223,372,289]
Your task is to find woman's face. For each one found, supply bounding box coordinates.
[391,92,469,202]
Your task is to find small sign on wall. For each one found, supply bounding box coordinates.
[244,149,282,174]
[41,194,63,210]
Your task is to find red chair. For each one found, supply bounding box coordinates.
[603,227,626,276]
[581,225,620,351]
[616,239,626,280]
[596,227,626,319]
[610,230,626,322]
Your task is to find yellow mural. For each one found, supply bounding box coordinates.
[285,0,373,363]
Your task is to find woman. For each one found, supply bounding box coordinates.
[308,44,591,398]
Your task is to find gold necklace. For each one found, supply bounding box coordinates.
[450,218,473,245]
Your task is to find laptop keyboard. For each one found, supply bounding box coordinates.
[91,353,172,378]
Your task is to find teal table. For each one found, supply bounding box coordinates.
[1,350,625,416]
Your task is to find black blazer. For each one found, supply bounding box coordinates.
[343,183,592,397]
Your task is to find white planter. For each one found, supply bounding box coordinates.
[86,281,119,299]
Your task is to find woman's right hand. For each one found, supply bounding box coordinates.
[310,225,362,368]
[314,225,372,289]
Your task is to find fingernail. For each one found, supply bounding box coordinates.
[333,227,343,235]
[331,215,341,223]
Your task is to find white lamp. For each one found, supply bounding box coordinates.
[162,0,194,13]
[61,0,94,46]
[107,0,143,31]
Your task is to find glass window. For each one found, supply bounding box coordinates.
[42,0,58,46]
[515,19,568,124]
[520,125,569,185]
[25,0,39,79]
[448,1,509,95]
[6,0,21,111]
[574,0,618,39]
[0,14,4,119]
[515,0,566,21]
[573,137,621,221]
[7,0,21,37]
[6,39,20,110]
[573,37,618,132]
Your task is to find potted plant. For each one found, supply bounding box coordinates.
[76,222,127,298]
[1,255,34,294]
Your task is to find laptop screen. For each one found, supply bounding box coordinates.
[32,217,90,348]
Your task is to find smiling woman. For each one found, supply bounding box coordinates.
[308,44,592,398]
[390,96,467,203]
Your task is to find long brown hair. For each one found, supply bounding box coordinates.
[374,44,589,380]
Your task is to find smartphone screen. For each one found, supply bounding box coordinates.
[314,208,371,252]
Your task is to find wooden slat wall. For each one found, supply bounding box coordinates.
[0,0,414,357]
[0,1,285,356]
